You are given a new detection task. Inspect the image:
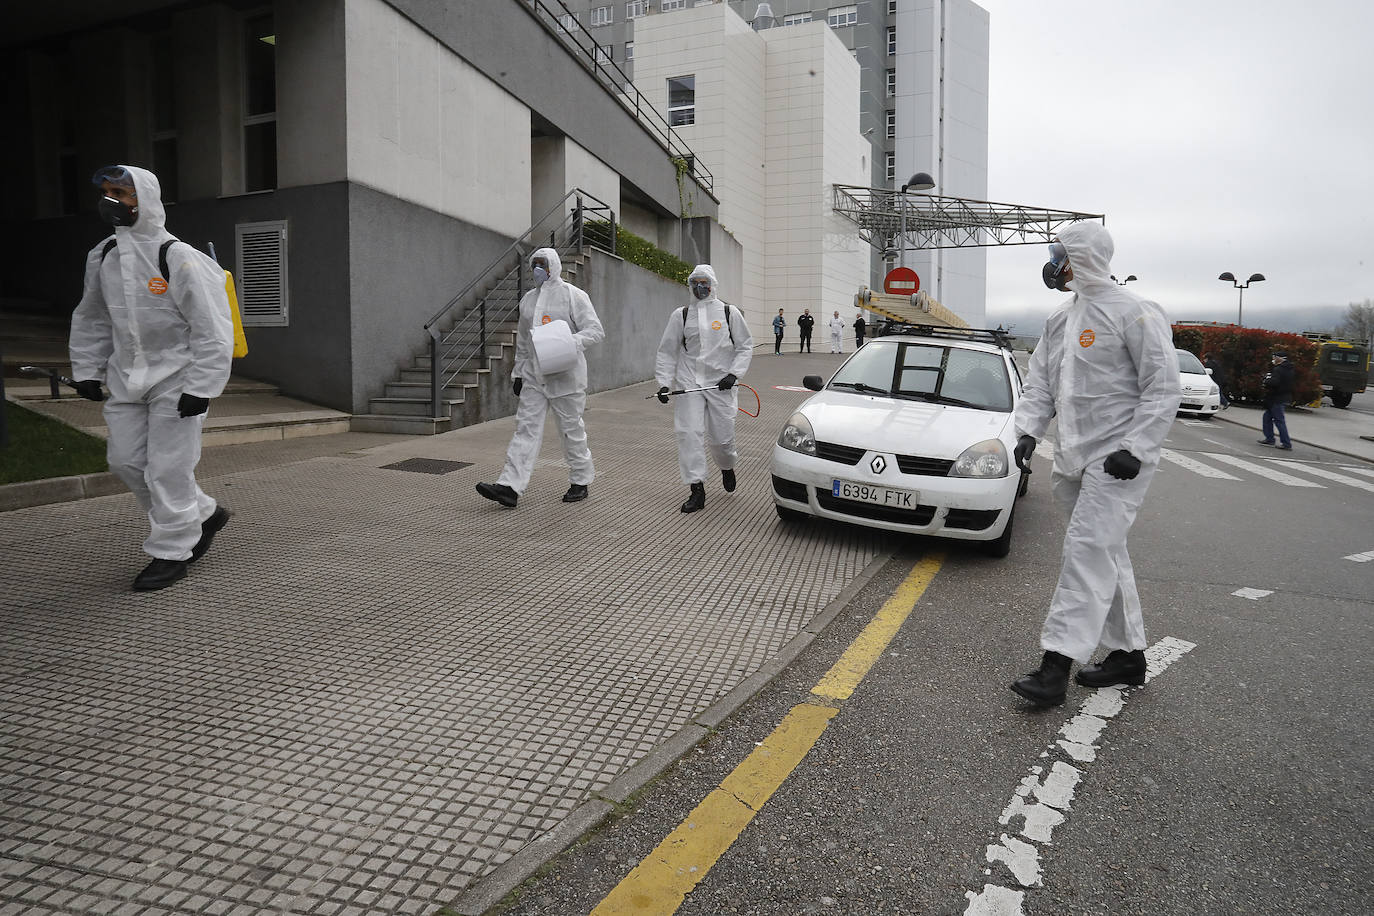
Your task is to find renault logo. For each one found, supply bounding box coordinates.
[871,455,887,474]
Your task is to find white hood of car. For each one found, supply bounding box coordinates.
[802,391,1011,458]
[1179,370,1214,393]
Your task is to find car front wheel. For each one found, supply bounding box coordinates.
[980,503,1015,558]
[775,504,807,523]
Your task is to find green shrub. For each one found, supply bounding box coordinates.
[1171,325,1321,405]
[587,220,692,286]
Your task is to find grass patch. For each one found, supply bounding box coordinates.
[0,400,107,485]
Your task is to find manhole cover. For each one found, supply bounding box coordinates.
[381,458,472,475]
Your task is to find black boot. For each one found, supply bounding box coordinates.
[1075,649,1147,688]
[722,469,737,492]
[190,506,232,562]
[133,558,188,591]
[680,482,706,513]
[1010,651,1073,707]
[476,482,518,508]
[562,484,589,503]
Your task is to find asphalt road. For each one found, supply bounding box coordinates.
[485,415,1372,916]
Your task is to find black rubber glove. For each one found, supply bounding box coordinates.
[1103,449,1141,480]
[513,378,523,398]
[177,393,210,418]
[657,386,671,404]
[73,380,105,402]
[717,373,737,390]
[1013,435,1036,472]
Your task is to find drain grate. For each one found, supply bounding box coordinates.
[380,457,472,475]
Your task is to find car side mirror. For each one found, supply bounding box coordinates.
[1204,367,1213,376]
[802,375,824,391]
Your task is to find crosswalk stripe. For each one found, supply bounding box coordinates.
[1202,453,1325,487]
[1268,460,1374,493]
[1339,466,1374,480]
[1159,448,1240,480]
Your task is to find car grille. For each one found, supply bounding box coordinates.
[896,455,955,476]
[815,488,936,525]
[815,441,866,465]
[1180,402,1203,410]
[771,475,808,502]
[944,507,1002,531]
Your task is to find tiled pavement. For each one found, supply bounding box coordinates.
[1,349,890,915]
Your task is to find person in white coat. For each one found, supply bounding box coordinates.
[827,310,845,353]
[1009,221,1181,706]
[69,165,235,591]
[477,248,604,509]
[654,265,754,513]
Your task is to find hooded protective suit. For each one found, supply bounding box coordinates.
[1013,221,1181,664]
[827,314,845,353]
[654,265,754,484]
[69,165,233,561]
[496,248,605,494]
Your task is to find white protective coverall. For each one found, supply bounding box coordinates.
[828,314,845,353]
[1013,221,1181,663]
[69,165,233,561]
[654,265,754,484]
[496,248,605,494]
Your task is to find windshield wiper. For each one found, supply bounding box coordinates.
[830,381,890,395]
[892,391,982,409]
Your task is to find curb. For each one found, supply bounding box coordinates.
[0,471,126,513]
[449,548,898,916]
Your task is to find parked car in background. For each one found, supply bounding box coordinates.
[771,325,1028,557]
[1313,339,1369,408]
[1176,348,1222,418]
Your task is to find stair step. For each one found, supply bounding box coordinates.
[384,381,471,399]
[370,396,462,417]
[399,368,481,385]
[350,414,453,435]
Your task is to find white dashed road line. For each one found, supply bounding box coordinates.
[1267,459,1374,493]
[963,637,1196,916]
[1159,448,1240,480]
[1203,453,1325,487]
[1343,550,1374,563]
[1232,587,1274,600]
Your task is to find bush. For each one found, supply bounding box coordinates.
[1171,325,1321,405]
[586,220,692,286]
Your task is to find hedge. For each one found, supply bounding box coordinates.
[1171,325,1321,405]
[586,220,693,286]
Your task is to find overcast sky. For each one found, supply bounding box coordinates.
[971,0,1374,330]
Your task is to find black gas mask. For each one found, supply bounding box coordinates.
[690,279,712,300]
[1042,241,1070,291]
[98,195,138,227]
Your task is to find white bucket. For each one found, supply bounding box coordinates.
[531,319,578,375]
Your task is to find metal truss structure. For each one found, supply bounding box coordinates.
[831,184,1104,252]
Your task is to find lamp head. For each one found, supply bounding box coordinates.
[901,171,935,193]
[1218,271,1236,283]
[1248,273,1266,283]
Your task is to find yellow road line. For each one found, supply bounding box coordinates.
[811,553,943,700]
[589,553,944,915]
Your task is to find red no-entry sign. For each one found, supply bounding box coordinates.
[884,267,920,295]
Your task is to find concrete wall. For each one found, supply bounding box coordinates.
[277,0,348,190]
[680,217,745,309]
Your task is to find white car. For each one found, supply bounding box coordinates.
[771,326,1029,557]
[1176,348,1222,418]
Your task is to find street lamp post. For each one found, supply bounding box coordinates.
[1110,274,1138,286]
[897,171,935,269]
[1218,271,1265,327]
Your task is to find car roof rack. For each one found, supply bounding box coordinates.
[878,322,1013,350]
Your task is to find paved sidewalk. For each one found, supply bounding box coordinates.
[1211,395,1374,463]
[1,349,886,915]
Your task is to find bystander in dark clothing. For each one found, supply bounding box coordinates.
[854,315,866,347]
[1202,352,1230,408]
[1258,351,1295,449]
[797,310,815,353]
[772,309,785,355]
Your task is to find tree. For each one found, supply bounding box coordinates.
[1337,299,1374,344]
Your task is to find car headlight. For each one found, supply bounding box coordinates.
[778,412,816,456]
[1209,384,1219,396]
[951,439,1008,478]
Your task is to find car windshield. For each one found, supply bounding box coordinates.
[1176,350,1205,374]
[828,339,1012,411]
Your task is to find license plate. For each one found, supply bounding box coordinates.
[832,479,919,508]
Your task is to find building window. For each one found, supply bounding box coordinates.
[886,110,896,139]
[885,152,895,183]
[888,0,897,15]
[627,0,648,17]
[661,0,687,10]
[667,74,695,126]
[558,12,580,32]
[595,45,612,66]
[236,220,289,327]
[827,5,858,28]
[887,26,896,55]
[590,5,613,26]
[886,68,896,96]
[783,12,812,25]
[625,41,634,60]
[150,31,179,203]
[242,13,277,193]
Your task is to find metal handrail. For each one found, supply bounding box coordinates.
[426,190,616,416]
[521,0,714,194]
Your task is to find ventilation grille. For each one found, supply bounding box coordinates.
[236,220,288,326]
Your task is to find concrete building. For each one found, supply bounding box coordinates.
[2,0,729,429]
[556,0,990,324]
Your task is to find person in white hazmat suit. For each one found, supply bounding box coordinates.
[654,265,754,513]
[827,310,845,353]
[476,248,604,509]
[1009,221,1181,706]
[68,165,235,591]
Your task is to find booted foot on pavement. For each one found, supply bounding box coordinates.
[680,482,706,513]
[1076,649,1147,688]
[562,484,589,503]
[722,469,736,492]
[1009,651,1073,707]
[133,558,188,591]
[476,482,518,508]
[1256,439,1275,446]
[190,506,232,563]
